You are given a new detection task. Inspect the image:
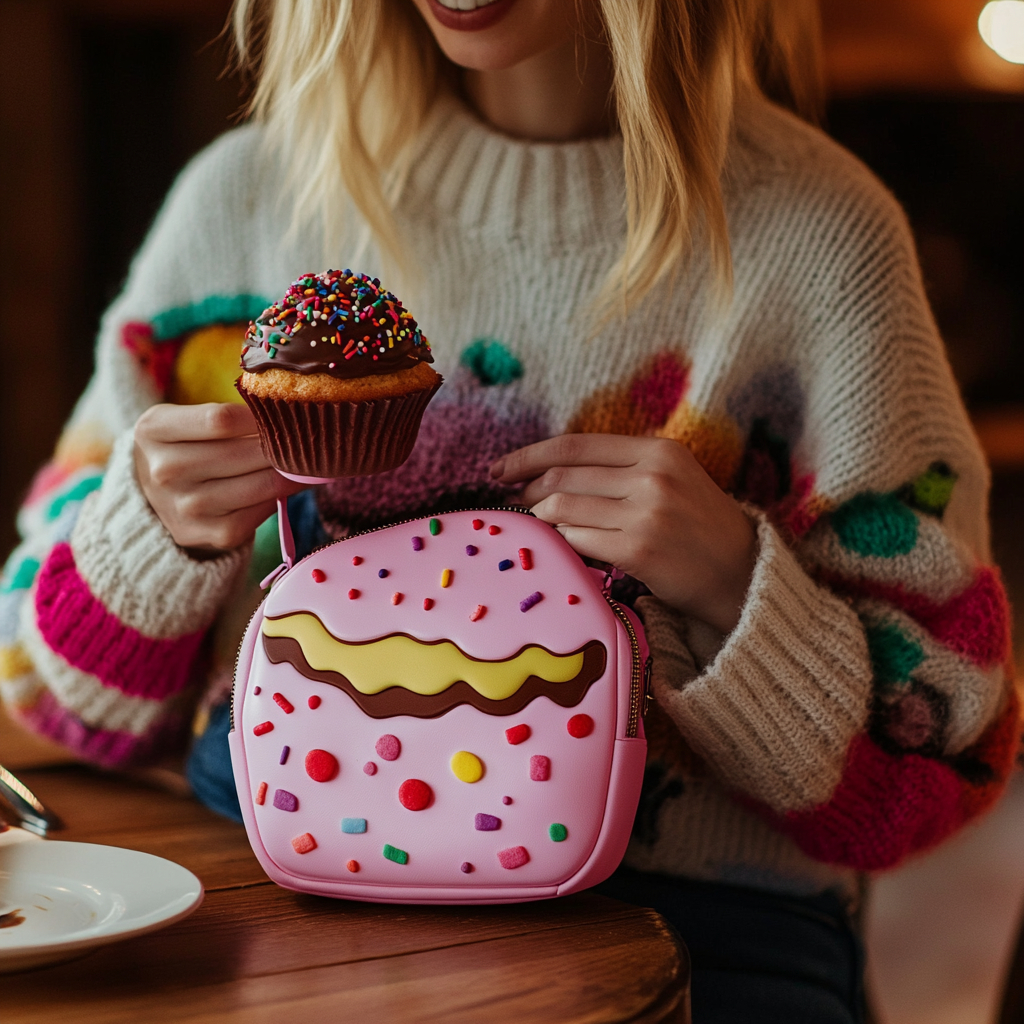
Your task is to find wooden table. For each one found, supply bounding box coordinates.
[2,766,689,1023]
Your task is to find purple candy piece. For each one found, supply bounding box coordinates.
[465,545,478,556]
[375,734,401,761]
[363,761,378,776]
[474,813,501,832]
[498,559,514,571]
[520,591,543,612]
[502,795,513,805]
[460,862,473,873]
[273,789,298,812]
[529,755,551,782]
[279,745,290,765]
[378,568,389,578]
[411,536,424,551]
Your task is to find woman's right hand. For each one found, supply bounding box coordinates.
[134,403,305,557]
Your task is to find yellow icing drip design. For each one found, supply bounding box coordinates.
[262,613,585,700]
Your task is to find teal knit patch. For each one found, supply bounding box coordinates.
[460,338,523,386]
[45,474,103,523]
[907,462,957,517]
[1,557,40,594]
[151,295,271,341]
[832,492,918,558]
[866,622,924,687]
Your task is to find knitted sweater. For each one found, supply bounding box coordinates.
[1,95,1015,899]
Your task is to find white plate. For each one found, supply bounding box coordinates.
[0,839,203,972]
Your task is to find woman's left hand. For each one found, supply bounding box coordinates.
[490,434,757,634]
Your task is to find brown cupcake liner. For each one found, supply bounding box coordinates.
[236,375,443,479]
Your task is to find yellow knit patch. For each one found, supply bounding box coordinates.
[0,643,34,682]
[168,324,248,406]
[54,421,114,472]
[567,381,651,436]
[657,402,744,491]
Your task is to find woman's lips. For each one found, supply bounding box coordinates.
[425,0,518,32]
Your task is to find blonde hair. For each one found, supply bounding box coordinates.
[232,0,822,313]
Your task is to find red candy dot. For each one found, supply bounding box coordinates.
[505,724,531,745]
[567,594,580,605]
[311,568,326,583]
[348,588,360,600]
[472,519,484,530]
[273,692,294,714]
[308,695,321,710]
[423,598,434,610]
[253,721,274,736]
[392,592,403,605]
[305,749,340,782]
[567,714,594,738]
[347,859,360,873]
[488,525,501,535]
[398,779,433,811]
[352,556,363,565]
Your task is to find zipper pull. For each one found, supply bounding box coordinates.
[600,565,625,597]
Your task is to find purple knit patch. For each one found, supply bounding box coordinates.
[34,543,205,701]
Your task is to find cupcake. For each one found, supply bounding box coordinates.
[236,269,442,479]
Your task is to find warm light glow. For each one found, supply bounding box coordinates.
[979,1,1024,64]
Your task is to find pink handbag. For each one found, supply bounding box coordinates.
[229,507,649,904]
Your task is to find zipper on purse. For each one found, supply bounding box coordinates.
[604,598,648,739]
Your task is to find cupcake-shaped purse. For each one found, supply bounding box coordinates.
[236,269,442,481]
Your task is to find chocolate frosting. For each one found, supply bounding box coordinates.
[263,634,607,719]
[241,269,433,379]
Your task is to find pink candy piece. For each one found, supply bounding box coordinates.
[376,734,401,761]
[470,604,486,622]
[530,755,551,781]
[497,846,529,870]
[292,833,317,854]
[363,761,377,776]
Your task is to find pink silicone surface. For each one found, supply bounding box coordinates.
[230,509,646,902]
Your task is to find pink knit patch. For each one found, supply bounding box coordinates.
[823,565,1011,668]
[14,688,182,768]
[34,543,205,700]
[23,462,72,509]
[629,352,688,428]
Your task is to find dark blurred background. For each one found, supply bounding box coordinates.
[1,3,1023,1021]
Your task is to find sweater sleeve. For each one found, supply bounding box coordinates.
[0,131,263,767]
[641,157,1016,872]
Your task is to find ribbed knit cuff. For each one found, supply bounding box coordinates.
[70,429,251,639]
[643,514,873,814]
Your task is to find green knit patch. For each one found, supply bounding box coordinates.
[45,474,103,523]
[866,622,924,687]
[460,338,523,386]
[907,462,957,517]
[151,294,271,341]
[1,556,40,594]
[832,492,919,558]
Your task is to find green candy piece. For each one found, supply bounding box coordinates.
[382,844,408,865]
[549,823,568,843]
[832,492,918,558]
[866,623,924,686]
[429,518,441,536]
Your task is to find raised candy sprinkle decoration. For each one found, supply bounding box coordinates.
[505,724,530,745]
[475,813,501,831]
[423,597,434,610]
[470,604,486,622]
[375,734,401,761]
[348,588,360,600]
[429,518,442,535]
[308,695,321,710]
[292,833,317,854]
[411,536,424,551]
[378,568,389,578]
[520,591,543,612]
[279,745,290,765]
[398,779,433,811]
[530,755,551,782]
[253,686,261,695]
[549,823,568,842]
[488,525,501,535]
[363,761,378,776]
[440,568,453,588]
[466,545,478,556]
[567,594,580,605]
[341,818,367,834]
[519,548,533,570]
[253,721,274,736]
[460,861,473,873]
[502,796,513,805]
[347,860,360,873]
[383,844,409,865]
[256,782,268,805]
[567,714,594,738]
[450,750,484,783]
[498,559,514,572]
[305,749,340,782]
[274,789,299,812]
[497,846,529,870]
[352,556,363,566]
[392,592,403,605]
[311,568,326,583]
[472,519,484,531]
[273,692,294,714]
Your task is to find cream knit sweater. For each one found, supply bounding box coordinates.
[1,94,1014,900]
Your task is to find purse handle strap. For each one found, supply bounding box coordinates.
[259,497,296,590]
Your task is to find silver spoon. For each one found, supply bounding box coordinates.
[0,764,63,837]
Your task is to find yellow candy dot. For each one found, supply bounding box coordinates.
[450,751,484,783]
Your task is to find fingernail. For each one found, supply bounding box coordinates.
[489,459,505,479]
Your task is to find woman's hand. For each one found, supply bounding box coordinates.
[490,434,757,634]
[134,403,305,557]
